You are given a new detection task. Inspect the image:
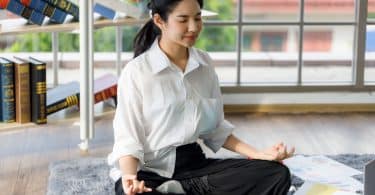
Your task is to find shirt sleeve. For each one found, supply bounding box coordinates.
[199,70,235,153]
[107,64,146,168]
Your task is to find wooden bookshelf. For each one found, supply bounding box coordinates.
[0,9,217,35]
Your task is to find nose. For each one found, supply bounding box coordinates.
[188,19,200,33]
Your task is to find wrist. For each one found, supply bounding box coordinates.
[122,174,137,180]
[247,150,261,160]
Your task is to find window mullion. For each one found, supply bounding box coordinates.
[353,0,367,87]
[297,0,305,85]
[237,0,243,85]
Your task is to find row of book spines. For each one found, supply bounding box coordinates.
[20,0,70,24]
[0,57,46,125]
[0,0,78,25]
[1,0,45,25]
[46,84,117,115]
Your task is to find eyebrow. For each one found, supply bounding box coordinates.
[176,12,202,18]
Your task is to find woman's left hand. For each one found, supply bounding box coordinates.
[257,142,295,161]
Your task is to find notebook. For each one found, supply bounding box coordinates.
[364,159,375,195]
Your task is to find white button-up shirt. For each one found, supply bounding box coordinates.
[107,38,235,181]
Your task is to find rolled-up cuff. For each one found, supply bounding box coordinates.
[200,120,235,153]
[107,141,144,168]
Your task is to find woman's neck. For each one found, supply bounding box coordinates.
[159,38,188,72]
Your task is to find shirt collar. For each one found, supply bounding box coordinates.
[148,38,209,75]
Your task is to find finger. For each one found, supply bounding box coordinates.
[127,185,134,195]
[281,145,288,159]
[287,146,295,157]
[273,143,281,149]
[132,183,140,193]
[130,180,140,193]
[138,180,145,193]
[144,187,153,192]
[282,145,287,155]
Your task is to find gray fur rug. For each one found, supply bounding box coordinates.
[47,154,374,195]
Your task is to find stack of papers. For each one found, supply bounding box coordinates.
[295,181,359,195]
[284,155,363,193]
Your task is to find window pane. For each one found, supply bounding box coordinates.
[304,0,355,22]
[368,0,375,21]
[204,0,238,21]
[241,26,298,83]
[365,25,375,83]
[243,0,299,22]
[196,26,237,83]
[302,26,354,83]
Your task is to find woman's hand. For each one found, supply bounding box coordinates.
[122,174,152,195]
[255,142,295,161]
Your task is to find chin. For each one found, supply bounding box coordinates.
[183,41,196,48]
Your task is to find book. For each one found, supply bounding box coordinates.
[10,57,31,124]
[46,74,117,116]
[28,57,47,124]
[94,0,148,19]
[93,3,125,20]
[0,0,47,25]
[46,81,79,115]
[94,73,117,105]
[19,0,72,24]
[41,0,79,20]
[0,57,16,123]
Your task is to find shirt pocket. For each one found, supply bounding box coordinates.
[195,98,220,135]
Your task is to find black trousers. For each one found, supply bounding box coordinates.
[115,143,291,195]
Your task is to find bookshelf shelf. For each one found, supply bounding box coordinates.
[0,9,217,35]
[0,102,115,132]
[0,17,146,35]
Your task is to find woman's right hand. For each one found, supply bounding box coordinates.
[122,174,152,195]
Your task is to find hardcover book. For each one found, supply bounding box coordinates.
[28,57,47,124]
[46,81,79,115]
[93,3,125,20]
[10,57,31,124]
[94,73,117,105]
[0,57,16,123]
[0,0,47,25]
[41,0,79,20]
[94,0,148,19]
[46,74,117,116]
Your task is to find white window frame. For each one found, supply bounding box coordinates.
[203,0,375,93]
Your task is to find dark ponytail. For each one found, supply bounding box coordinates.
[133,0,204,58]
[133,19,160,58]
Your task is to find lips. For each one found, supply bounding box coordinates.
[184,35,196,40]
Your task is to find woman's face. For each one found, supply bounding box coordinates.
[157,0,203,48]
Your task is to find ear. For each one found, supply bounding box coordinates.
[153,13,166,30]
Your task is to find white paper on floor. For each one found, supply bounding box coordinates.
[284,155,363,192]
